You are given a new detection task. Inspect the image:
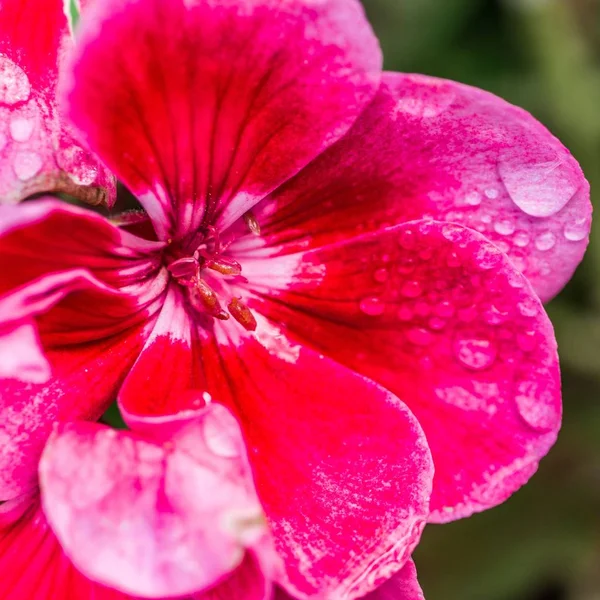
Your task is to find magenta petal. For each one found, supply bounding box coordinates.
[0,201,165,500]
[65,0,381,239]
[0,496,146,600]
[273,561,424,600]
[361,561,424,600]
[0,0,115,205]
[250,220,561,522]
[159,326,434,600]
[258,73,591,301]
[39,410,265,598]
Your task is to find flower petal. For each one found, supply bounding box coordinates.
[256,73,591,301]
[125,323,433,600]
[274,560,424,600]
[0,200,164,500]
[0,495,140,600]
[361,560,424,600]
[39,410,264,598]
[0,0,115,205]
[65,0,381,239]
[246,220,561,522]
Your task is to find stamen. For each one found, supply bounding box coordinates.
[207,256,242,277]
[228,297,257,332]
[243,211,261,236]
[192,278,229,319]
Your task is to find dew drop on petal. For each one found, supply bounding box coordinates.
[494,219,515,236]
[534,231,556,251]
[454,337,497,371]
[401,280,422,298]
[515,380,557,432]
[513,231,530,248]
[0,55,31,105]
[563,218,589,242]
[464,191,482,206]
[360,297,385,316]
[518,297,539,318]
[397,305,414,322]
[429,317,447,330]
[485,188,499,199]
[9,116,34,142]
[434,301,455,318]
[57,145,99,186]
[406,327,433,346]
[516,330,537,352]
[398,228,416,250]
[373,268,389,283]
[498,150,578,217]
[13,151,42,180]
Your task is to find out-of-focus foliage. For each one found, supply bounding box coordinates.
[359,1,600,599]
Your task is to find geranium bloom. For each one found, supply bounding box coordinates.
[0,0,591,598]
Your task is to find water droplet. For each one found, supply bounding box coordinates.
[429,317,446,330]
[480,212,493,224]
[465,191,482,206]
[398,229,416,250]
[360,297,385,316]
[516,330,537,352]
[563,218,589,242]
[434,301,455,318]
[485,188,499,199]
[406,327,433,346]
[494,219,515,236]
[484,304,506,325]
[9,116,34,142]
[203,409,241,458]
[397,305,414,322]
[534,231,556,252]
[401,280,422,298]
[57,145,98,186]
[476,246,502,270]
[518,297,539,317]
[515,380,557,432]
[498,149,578,217]
[446,251,462,268]
[0,55,31,105]
[13,151,42,180]
[513,231,530,248]
[454,337,497,370]
[373,268,389,283]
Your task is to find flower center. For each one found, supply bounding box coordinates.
[166,213,260,331]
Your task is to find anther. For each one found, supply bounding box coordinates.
[207,256,242,277]
[243,211,261,236]
[228,297,257,331]
[192,278,228,318]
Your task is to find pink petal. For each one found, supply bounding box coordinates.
[39,410,265,598]
[0,495,142,600]
[248,220,561,522]
[257,73,591,301]
[274,560,424,600]
[361,561,424,600]
[65,0,381,239]
[118,284,207,427]
[0,200,165,499]
[137,326,433,600]
[0,0,115,206]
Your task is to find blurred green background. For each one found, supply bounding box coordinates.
[357,1,600,599]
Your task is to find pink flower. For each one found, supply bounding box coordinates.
[0,0,591,598]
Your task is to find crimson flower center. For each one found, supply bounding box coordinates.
[165,213,259,331]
